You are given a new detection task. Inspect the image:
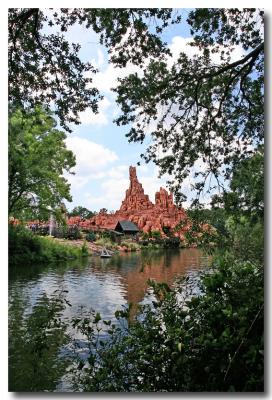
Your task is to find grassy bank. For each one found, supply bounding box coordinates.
[9,225,89,265]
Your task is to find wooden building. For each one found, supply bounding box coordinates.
[114,220,139,238]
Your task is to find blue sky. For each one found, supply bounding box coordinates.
[52,9,202,212]
[41,8,249,213]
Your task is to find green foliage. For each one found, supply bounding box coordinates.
[113,9,264,203]
[9,106,75,218]
[225,216,264,264]
[9,291,69,391]
[222,147,264,222]
[9,8,174,131]
[86,231,96,242]
[95,237,118,251]
[66,226,82,240]
[150,230,162,239]
[141,235,180,248]
[72,255,263,392]
[51,225,81,240]
[9,224,83,265]
[120,241,140,252]
[81,240,90,257]
[183,148,264,259]
[160,236,181,248]
[68,206,95,220]
[140,232,149,241]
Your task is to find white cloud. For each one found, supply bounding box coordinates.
[78,97,111,126]
[91,62,140,94]
[85,164,172,211]
[168,35,244,67]
[64,136,118,189]
[85,177,129,211]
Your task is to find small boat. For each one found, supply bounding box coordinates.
[100,247,112,258]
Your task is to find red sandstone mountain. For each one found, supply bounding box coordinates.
[68,166,189,239]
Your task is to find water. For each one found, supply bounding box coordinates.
[9,248,209,391]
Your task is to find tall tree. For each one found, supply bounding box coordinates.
[9,8,264,203]
[8,106,76,218]
[113,9,264,203]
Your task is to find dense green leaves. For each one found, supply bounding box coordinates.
[71,256,263,392]
[9,106,75,219]
[9,224,84,264]
[223,146,264,221]
[68,206,95,219]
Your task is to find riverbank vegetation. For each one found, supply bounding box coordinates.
[72,255,263,392]
[9,225,89,265]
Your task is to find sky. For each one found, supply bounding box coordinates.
[46,9,211,213]
[57,8,261,213]
[38,8,263,214]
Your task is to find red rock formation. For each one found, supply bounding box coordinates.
[72,166,189,240]
[119,167,153,212]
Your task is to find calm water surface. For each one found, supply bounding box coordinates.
[9,248,209,322]
[9,248,209,391]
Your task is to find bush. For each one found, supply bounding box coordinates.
[120,241,140,251]
[140,232,149,241]
[95,237,118,250]
[72,254,264,392]
[86,231,96,242]
[150,230,162,239]
[9,224,84,264]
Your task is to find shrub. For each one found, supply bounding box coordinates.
[9,224,84,264]
[72,254,264,392]
[66,226,81,240]
[150,230,162,239]
[86,231,96,242]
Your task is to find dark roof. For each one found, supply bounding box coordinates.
[115,220,139,232]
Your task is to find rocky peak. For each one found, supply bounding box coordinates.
[119,166,153,211]
[155,187,174,210]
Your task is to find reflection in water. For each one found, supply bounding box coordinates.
[9,249,209,323]
[9,248,209,391]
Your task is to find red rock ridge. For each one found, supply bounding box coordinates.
[67,166,189,239]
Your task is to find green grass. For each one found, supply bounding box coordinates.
[9,224,89,265]
[95,237,119,250]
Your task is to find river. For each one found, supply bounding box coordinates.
[9,248,209,391]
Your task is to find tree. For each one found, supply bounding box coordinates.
[113,9,264,203]
[68,206,95,219]
[8,8,174,132]
[9,106,76,219]
[9,9,264,202]
[221,146,264,221]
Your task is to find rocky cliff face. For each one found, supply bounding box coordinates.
[67,166,189,238]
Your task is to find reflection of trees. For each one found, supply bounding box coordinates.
[9,259,86,282]
[9,291,69,391]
